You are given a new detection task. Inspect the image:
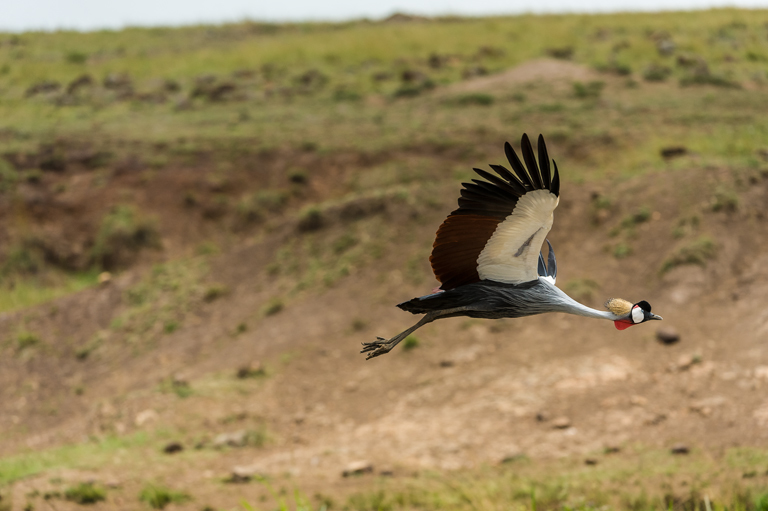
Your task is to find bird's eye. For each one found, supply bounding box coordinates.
[631,306,644,324]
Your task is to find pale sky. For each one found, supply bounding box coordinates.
[2,0,768,32]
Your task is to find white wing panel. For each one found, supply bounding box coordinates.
[476,189,559,284]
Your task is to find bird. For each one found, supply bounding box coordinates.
[361,133,662,360]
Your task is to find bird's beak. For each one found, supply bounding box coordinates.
[650,314,663,321]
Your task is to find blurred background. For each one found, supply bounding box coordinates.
[1,2,768,510]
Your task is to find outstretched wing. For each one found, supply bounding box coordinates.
[429,134,561,290]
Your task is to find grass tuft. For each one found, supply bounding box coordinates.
[64,482,106,505]
[661,236,717,274]
[139,485,190,510]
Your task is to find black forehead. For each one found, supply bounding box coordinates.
[634,300,652,312]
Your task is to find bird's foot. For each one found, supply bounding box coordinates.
[360,336,395,360]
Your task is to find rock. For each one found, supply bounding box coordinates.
[656,327,680,345]
[26,80,61,96]
[585,458,598,465]
[604,445,621,454]
[213,430,248,448]
[656,39,676,55]
[535,411,549,422]
[135,409,158,427]
[163,442,183,454]
[670,444,690,455]
[661,146,687,159]
[342,461,374,477]
[66,74,94,95]
[98,271,112,285]
[228,464,265,483]
[103,73,133,90]
[439,360,455,368]
[630,395,648,407]
[236,361,265,379]
[552,416,571,429]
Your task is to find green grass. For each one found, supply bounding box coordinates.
[661,236,717,273]
[0,270,100,313]
[0,433,150,485]
[64,482,107,504]
[139,484,191,509]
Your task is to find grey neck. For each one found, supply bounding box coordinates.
[542,280,621,321]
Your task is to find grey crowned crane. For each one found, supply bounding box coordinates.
[361,133,662,360]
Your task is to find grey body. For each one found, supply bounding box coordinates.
[361,277,620,359]
[399,278,617,321]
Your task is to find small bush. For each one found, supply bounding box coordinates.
[236,190,289,222]
[297,206,323,232]
[680,73,741,88]
[91,205,161,270]
[621,206,652,228]
[65,51,88,64]
[139,485,190,510]
[333,88,362,101]
[661,236,716,274]
[643,65,671,82]
[0,158,18,193]
[16,331,40,351]
[64,482,106,505]
[263,298,284,316]
[711,187,739,212]
[573,80,605,98]
[1,243,44,276]
[613,242,632,259]
[203,283,229,302]
[451,93,495,106]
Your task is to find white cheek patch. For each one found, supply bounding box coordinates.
[631,306,644,324]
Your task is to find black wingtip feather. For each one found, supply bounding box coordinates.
[551,160,561,197]
[538,134,551,189]
[504,141,534,190]
[521,134,543,190]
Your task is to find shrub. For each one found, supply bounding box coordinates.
[573,81,605,98]
[64,482,106,504]
[451,93,495,106]
[661,236,716,274]
[139,485,190,510]
[643,65,671,82]
[91,205,161,270]
[16,331,40,351]
[263,298,284,316]
[203,283,229,302]
[0,158,18,193]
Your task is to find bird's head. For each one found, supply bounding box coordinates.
[604,298,662,330]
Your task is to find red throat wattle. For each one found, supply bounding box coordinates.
[614,319,634,330]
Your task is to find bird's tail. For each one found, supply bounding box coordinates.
[397,291,448,314]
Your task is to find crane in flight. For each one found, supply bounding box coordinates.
[362,134,661,360]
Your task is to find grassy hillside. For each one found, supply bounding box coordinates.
[2,9,768,511]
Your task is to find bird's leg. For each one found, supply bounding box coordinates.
[361,312,438,360]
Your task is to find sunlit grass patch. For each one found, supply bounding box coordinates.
[64,482,107,504]
[0,433,150,485]
[660,236,717,274]
[0,270,100,313]
[139,484,191,509]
